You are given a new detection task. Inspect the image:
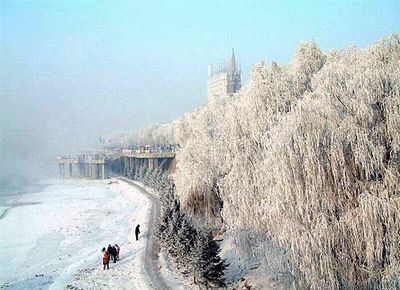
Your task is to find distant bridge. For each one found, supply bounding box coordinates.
[57,146,177,179]
[109,148,176,177]
[57,155,108,179]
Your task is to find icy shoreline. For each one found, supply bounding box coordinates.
[0,178,152,289]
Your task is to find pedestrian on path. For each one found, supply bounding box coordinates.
[102,247,110,270]
[135,224,140,241]
[107,244,115,262]
[115,244,120,260]
[111,245,117,263]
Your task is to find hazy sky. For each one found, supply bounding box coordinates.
[0,0,399,183]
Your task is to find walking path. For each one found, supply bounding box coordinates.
[117,178,171,290]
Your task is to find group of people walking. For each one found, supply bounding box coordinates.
[101,224,141,270]
[101,244,120,270]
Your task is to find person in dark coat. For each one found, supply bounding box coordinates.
[111,245,117,263]
[107,244,115,262]
[135,224,140,241]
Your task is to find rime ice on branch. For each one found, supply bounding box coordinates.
[171,34,400,289]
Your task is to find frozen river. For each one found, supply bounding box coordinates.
[0,178,153,289]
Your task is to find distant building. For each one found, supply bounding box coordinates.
[207,49,242,103]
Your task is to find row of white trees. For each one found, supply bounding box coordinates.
[169,34,400,289]
[114,34,399,288]
[100,114,191,148]
[126,167,227,288]
[155,188,227,288]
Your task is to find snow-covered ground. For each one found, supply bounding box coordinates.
[0,178,189,290]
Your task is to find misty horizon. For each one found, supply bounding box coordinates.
[1,0,398,188]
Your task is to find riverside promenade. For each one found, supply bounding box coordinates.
[57,145,178,179]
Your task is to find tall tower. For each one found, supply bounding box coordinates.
[207,49,242,104]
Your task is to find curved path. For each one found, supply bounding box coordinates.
[117,178,172,290]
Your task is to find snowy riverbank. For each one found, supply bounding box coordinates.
[0,177,273,289]
[0,178,154,289]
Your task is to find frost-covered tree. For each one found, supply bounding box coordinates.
[155,193,180,255]
[222,35,399,288]
[291,40,326,94]
[173,99,229,226]
[100,131,138,148]
[172,34,400,289]
[155,182,227,288]
[175,216,198,274]
[192,229,227,289]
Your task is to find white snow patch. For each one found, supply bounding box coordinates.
[0,178,155,289]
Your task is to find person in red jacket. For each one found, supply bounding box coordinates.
[102,247,110,270]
